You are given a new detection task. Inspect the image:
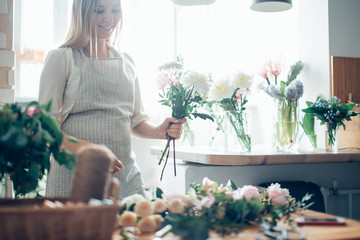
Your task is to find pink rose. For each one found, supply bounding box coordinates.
[137,216,157,233]
[267,183,289,207]
[152,198,167,213]
[240,185,260,201]
[152,214,164,229]
[168,199,186,214]
[118,211,137,227]
[134,200,153,217]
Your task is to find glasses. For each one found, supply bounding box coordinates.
[255,225,306,240]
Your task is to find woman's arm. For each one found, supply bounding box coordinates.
[130,118,186,140]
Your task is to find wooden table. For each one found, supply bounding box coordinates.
[151,146,360,166]
[113,209,360,240]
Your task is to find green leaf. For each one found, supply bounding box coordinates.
[191,113,214,122]
[156,187,164,199]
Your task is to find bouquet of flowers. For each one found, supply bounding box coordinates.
[258,60,305,151]
[0,101,76,197]
[157,57,213,180]
[117,177,313,240]
[302,96,358,150]
[207,71,253,152]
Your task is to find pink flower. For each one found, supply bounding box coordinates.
[134,200,153,217]
[200,195,215,208]
[152,214,164,229]
[152,198,167,213]
[168,199,186,214]
[26,107,40,117]
[202,177,217,193]
[267,183,289,207]
[240,185,260,201]
[164,193,192,206]
[118,211,137,227]
[156,72,170,90]
[137,216,158,233]
[270,61,282,77]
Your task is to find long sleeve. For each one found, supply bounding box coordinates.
[38,49,67,123]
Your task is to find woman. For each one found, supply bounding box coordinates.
[38,0,185,199]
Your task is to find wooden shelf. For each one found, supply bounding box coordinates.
[151,146,360,166]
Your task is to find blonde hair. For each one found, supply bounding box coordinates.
[60,0,122,51]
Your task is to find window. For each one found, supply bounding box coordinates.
[15,0,299,147]
[14,0,72,101]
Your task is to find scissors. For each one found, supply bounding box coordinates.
[255,224,306,240]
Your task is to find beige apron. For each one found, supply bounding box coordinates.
[46,48,145,199]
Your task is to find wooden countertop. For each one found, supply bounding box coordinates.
[150,146,360,166]
[113,209,360,240]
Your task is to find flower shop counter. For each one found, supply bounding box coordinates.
[113,209,360,240]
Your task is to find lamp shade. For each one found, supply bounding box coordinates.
[171,0,216,6]
[250,0,292,12]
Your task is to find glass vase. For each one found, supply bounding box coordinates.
[0,174,14,199]
[325,123,338,152]
[180,121,195,147]
[273,97,300,152]
[224,110,251,153]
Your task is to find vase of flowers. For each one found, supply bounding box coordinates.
[0,101,76,198]
[259,60,304,152]
[302,96,358,153]
[207,71,253,152]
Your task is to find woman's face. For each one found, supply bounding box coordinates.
[91,0,121,40]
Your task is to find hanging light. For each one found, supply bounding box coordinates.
[250,0,292,12]
[171,0,216,6]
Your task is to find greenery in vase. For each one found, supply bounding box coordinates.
[156,56,214,180]
[301,96,359,148]
[0,101,76,197]
[207,71,253,152]
[300,113,317,150]
[258,60,305,150]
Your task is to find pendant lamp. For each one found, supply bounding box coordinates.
[250,0,292,12]
[171,0,216,6]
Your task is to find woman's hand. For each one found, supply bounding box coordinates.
[110,152,123,174]
[158,117,187,140]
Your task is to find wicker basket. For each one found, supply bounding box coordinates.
[0,197,120,240]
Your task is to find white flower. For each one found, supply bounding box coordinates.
[231,71,253,90]
[182,71,210,95]
[208,77,234,101]
[121,194,145,209]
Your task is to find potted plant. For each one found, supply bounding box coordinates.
[0,100,76,197]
